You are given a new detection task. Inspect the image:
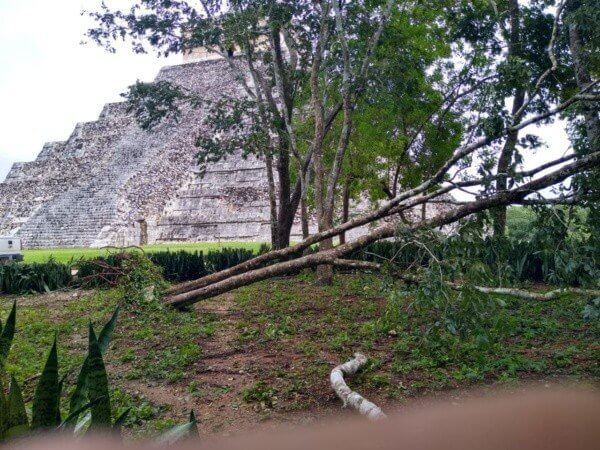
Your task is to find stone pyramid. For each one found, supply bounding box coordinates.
[0,59,287,248]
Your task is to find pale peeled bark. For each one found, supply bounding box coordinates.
[449,284,600,301]
[330,353,386,421]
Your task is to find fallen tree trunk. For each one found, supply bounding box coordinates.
[164,136,504,298]
[330,353,386,420]
[164,150,600,308]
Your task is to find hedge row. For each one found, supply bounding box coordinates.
[0,247,262,294]
[2,233,597,295]
[349,234,599,288]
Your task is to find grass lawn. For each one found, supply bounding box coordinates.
[22,241,265,264]
[0,272,597,437]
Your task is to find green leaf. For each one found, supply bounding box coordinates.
[7,376,28,430]
[31,336,60,430]
[67,307,119,426]
[59,398,101,429]
[4,424,29,440]
[74,412,91,435]
[112,408,130,436]
[0,378,8,439]
[113,408,130,428]
[156,411,199,445]
[188,410,199,438]
[0,301,16,361]
[97,306,119,354]
[87,324,111,430]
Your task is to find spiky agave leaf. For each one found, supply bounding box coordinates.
[112,408,131,436]
[7,375,28,428]
[156,410,199,445]
[5,375,29,439]
[113,408,130,428]
[0,377,8,440]
[58,398,100,429]
[187,410,199,438]
[31,336,60,430]
[0,301,16,361]
[67,307,119,426]
[87,324,111,430]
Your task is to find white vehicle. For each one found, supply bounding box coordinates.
[0,237,23,263]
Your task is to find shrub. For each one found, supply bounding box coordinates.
[204,247,256,273]
[149,250,206,282]
[0,260,72,294]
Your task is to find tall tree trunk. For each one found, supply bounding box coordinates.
[339,179,350,244]
[493,0,525,237]
[301,197,309,239]
[568,21,600,153]
[275,145,293,249]
[264,152,278,248]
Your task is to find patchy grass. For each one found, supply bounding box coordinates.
[0,271,597,437]
[22,241,265,264]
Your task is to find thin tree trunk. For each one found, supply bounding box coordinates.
[275,144,293,249]
[265,151,278,247]
[311,4,332,285]
[493,0,525,237]
[301,196,309,239]
[340,179,350,244]
[568,20,600,153]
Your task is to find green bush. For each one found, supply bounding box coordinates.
[78,247,256,286]
[348,208,599,289]
[0,260,72,295]
[149,250,207,282]
[204,247,256,273]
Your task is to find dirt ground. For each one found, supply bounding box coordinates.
[1,273,598,438]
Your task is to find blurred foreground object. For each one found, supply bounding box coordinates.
[8,387,600,450]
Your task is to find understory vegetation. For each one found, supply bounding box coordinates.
[0,269,597,435]
[0,206,598,437]
[3,207,598,295]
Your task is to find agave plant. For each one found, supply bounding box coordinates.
[0,302,198,442]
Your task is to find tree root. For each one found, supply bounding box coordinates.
[330,353,386,420]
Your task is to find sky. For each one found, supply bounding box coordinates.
[0,0,177,181]
[0,0,571,192]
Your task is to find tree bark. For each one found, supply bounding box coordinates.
[275,143,293,249]
[493,0,525,237]
[568,19,600,153]
[265,151,278,247]
[340,179,350,244]
[330,353,386,420]
[301,196,310,240]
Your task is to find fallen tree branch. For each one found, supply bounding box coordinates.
[330,353,386,421]
[333,259,383,271]
[164,150,600,308]
[449,283,600,300]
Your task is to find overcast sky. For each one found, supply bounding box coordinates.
[0,0,176,181]
[0,0,571,189]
